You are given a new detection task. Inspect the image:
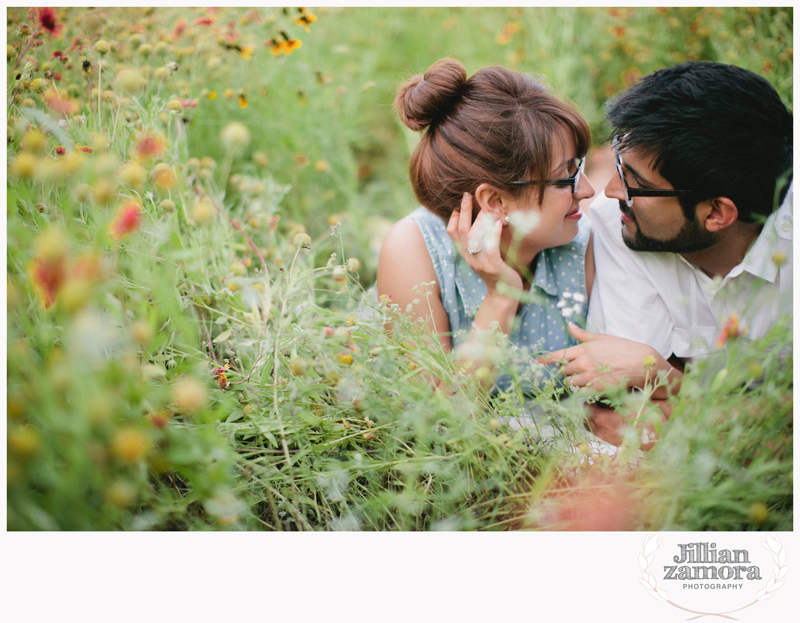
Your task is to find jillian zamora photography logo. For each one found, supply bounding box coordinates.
[638,534,787,618]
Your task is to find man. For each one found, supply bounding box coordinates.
[545,62,793,445]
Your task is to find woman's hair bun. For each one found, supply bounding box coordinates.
[395,58,468,131]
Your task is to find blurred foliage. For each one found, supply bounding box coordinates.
[6,7,793,531]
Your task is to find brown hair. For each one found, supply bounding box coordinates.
[395,58,591,220]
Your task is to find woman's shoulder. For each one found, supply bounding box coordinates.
[403,207,454,259]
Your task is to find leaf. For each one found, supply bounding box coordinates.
[758,593,773,601]
[648,590,663,601]
[21,107,74,147]
[766,534,780,553]
[643,533,661,557]
[656,589,669,600]
[639,579,652,590]
[771,581,785,592]
[213,329,232,343]
[779,549,786,565]
[777,567,788,580]
[639,553,648,569]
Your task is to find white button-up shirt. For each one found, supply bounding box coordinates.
[587,183,793,360]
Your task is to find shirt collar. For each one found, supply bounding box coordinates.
[739,180,793,283]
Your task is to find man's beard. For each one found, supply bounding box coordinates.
[619,202,717,253]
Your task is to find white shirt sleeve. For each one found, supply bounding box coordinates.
[587,196,676,360]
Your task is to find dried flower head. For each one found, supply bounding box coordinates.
[220,121,251,151]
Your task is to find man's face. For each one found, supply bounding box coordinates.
[604,145,716,253]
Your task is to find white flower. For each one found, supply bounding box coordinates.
[573,293,585,303]
[572,303,583,314]
[561,308,574,318]
[508,210,541,235]
[562,291,573,299]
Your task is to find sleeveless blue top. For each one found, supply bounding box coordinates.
[407,206,591,393]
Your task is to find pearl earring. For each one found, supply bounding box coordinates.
[503,215,509,224]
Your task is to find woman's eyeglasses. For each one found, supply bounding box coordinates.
[510,157,585,194]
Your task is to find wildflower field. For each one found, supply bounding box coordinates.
[6,7,793,531]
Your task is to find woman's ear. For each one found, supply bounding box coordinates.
[474,183,507,219]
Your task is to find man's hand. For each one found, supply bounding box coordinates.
[538,323,680,397]
[587,400,672,450]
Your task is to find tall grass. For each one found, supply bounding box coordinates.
[6,7,792,531]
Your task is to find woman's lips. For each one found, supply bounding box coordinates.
[565,207,582,220]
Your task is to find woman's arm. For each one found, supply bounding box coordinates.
[377,217,452,351]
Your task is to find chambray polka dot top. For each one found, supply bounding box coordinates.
[408,206,591,393]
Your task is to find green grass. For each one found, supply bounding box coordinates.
[6,7,793,531]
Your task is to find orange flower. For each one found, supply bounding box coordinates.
[110,200,142,239]
[717,313,747,348]
[44,89,79,115]
[76,145,94,153]
[295,12,317,33]
[239,46,253,60]
[238,93,248,108]
[267,33,303,56]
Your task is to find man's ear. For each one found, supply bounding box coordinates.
[697,197,738,232]
[474,183,508,219]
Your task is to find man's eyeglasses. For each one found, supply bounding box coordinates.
[613,135,692,208]
[510,157,585,194]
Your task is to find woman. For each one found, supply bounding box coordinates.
[377,58,596,392]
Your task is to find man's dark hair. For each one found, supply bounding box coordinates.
[606,62,792,222]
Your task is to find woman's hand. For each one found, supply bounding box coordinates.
[446,192,522,296]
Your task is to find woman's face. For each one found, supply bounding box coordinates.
[501,130,595,266]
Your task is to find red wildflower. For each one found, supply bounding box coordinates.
[171,20,188,40]
[55,146,66,156]
[30,258,65,308]
[194,16,215,26]
[135,134,166,161]
[180,98,198,108]
[717,313,747,348]
[110,200,142,240]
[37,7,64,38]
[76,145,94,153]
[51,50,65,60]
[213,365,231,390]
[66,36,84,52]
